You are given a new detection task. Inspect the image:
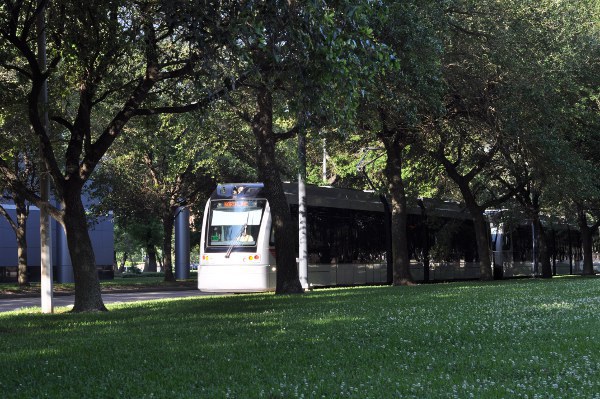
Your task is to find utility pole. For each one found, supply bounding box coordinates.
[322,138,327,184]
[531,221,537,277]
[37,5,53,313]
[298,131,308,290]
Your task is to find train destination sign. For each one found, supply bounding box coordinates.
[219,200,258,208]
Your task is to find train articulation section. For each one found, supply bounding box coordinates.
[198,183,599,292]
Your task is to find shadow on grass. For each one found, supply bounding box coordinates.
[3,277,600,398]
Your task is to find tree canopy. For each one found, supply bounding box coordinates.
[1,0,598,309]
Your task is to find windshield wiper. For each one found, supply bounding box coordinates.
[225,223,247,258]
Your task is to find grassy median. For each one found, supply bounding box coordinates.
[2,277,600,398]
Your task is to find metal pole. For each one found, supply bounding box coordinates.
[37,5,53,313]
[298,131,308,290]
[418,199,429,282]
[552,228,557,276]
[174,207,190,280]
[322,138,327,184]
[568,226,573,274]
[531,221,537,277]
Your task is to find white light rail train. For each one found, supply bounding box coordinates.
[198,183,599,292]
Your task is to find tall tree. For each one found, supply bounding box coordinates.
[222,1,358,294]
[560,1,600,274]
[425,0,549,280]
[0,74,37,286]
[0,151,36,285]
[0,1,237,311]
[496,0,600,277]
[358,0,444,285]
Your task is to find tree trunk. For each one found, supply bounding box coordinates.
[252,87,302,294]
[437,157,493,280]
[63,188,107,312]
[162,213,176,282]
[14,196,29,286]
[577,208,596,276]
[472,211,493,280]
[119,252,128,273]
[382,137,413,285]
[452,176,493,280]
[418,200,431,282]
[533,214,552,278]
[144,244,158,273]
[157,252,163,271]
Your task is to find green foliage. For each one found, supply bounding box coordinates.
[92,112,222,261]
[3,279,600,397]
[1,0,599,281]
[482,0,600,217]
[121,267,142,276]
[316,0,447,197]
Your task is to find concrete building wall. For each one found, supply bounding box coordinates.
[0,204,114,282]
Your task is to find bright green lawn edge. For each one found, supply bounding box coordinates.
[2,277,600,398]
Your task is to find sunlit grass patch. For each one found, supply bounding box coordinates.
[2,278,600,398]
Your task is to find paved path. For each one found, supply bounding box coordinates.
[0,289,222,313]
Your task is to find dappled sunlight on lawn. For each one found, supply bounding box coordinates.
[3,279,600,398]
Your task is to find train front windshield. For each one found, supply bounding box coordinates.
[207,199,266,247]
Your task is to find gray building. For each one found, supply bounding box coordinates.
[0,204,114,283]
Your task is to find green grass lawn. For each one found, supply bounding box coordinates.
[2,277,600,398]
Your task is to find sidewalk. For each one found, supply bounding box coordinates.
[0,280,198,300]
[0,283,197,299]
[0,287,219,314]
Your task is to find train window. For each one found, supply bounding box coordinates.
[407,214,426,261]
[512,226,532,262]
[353,210,386,263]
[331,210,352,263]
[425,217,477,263]
[0,266,18,283]
[502,234,512,251]
[269,225,275,246]
[305,207,387,264]
[307,207,332,263]
[207,200,266,247]
[269,205,299,249]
